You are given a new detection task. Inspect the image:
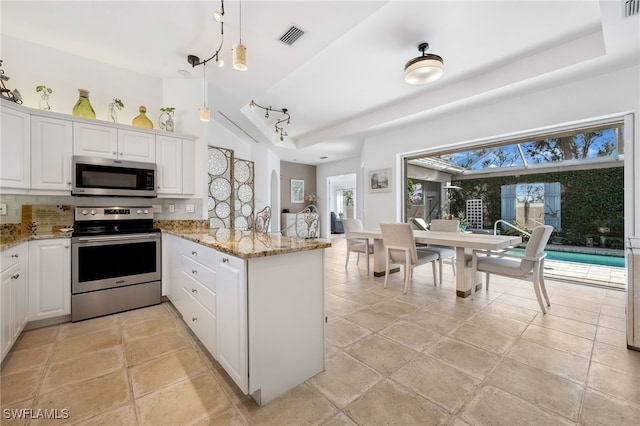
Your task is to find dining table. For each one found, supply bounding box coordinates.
[349,228,522,297]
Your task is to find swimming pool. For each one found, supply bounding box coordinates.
[544,250,625,268]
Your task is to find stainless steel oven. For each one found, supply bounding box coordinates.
[71,207,161,322]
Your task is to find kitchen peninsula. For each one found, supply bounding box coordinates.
[162,229,330,406]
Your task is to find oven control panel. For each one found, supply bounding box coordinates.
[75,207,153,221]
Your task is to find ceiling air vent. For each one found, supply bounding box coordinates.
[279,25,305,46]
[624,0,639,18]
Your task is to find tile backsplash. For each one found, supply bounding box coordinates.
[0,194,204,225]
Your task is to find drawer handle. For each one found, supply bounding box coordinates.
[191,269,197,274]
[11,254,19,258]
[222,258,229,263]
[191,317,197,322]
[11,273,19,280]
[192,251,197,256]
[191,288,197,294]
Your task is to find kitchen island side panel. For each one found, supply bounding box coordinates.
[247,249,325,405]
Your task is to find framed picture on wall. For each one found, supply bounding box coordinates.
[369,168,392,193]
[291,179,305,203]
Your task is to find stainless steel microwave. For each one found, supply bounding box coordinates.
[72,156,157,197]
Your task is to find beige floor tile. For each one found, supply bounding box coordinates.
[345,379,450,425]
[391,355,480,412]
[591,341,640,375]
[495,294,544,312]
[506,339,590,383]
[41,346,124,393]
[34,369,130,424]
[404,308,463,335]
[11,326,58,351]
[325,317,371,349]
[598,313,626,331]
[345,334,419,376]
[124,327,190,366]
[373,298,419,317]
[122,315,178,341]
[379,320,442,352]
[238,383,337,425]
[117,303,172,324]
[588,361,640,404]
[322,412,359,426]
[0,399,33,426]
[57,315,119,340]
[531,312,597,340]
[194,406,248,426]
[325,295,365,316]
[343,307,397,331]
[595,325,627,348]
[481,301,539,322]
[600,303,625,318]
[449,322,517,355]
[135,373,231,425]
[544,303,600,325]
[521,324,594,359]
[579,388,640,426]
[129,348,208,397]
[426,337,501,380]
[49,329,122,363]
[0,367,43,406]
[76,403,137,426]
[485,357,583,421]
[468,311,528,337]
[1,344,51,375]
[308,351,382,408]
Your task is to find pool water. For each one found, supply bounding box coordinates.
[544,250,625,268]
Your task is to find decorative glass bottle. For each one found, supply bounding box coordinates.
[72,89,96,119]
[132,106,153,129]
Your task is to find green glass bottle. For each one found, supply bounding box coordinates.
[132,106,153,129]
[72,89,96,119]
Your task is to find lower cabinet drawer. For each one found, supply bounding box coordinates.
[182,255,216,292]
[182,273,216,316]
[180,287,217,357]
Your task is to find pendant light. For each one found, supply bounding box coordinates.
[200,61,210,122]
[404,42,444,84]
[233,0,248,71]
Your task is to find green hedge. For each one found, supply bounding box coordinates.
[450,167,624,245]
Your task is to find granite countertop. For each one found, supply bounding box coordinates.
[1,232,71,251]
[163,229,331,259]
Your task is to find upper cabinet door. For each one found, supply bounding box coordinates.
[0,106,31,189]
[117,129,156,163]
[156,135,182,194]
[31,116,73,191]
[73,122,118,159]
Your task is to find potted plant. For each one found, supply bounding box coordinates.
[108,98,124,123]
[35,85,53,110]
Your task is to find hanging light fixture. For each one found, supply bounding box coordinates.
[250,100,291,141]
[233,0,248,71]
[200,61,210,122]
[213,0,224,22]
[404,42,444,84]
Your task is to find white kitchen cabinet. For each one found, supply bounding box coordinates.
[28,239,71,322]
[1,242,28,362]
[73,122,155,162]
[216,252,248,394]
[31,116,73,191]
[0,103,31,189]
[156,136,196,196]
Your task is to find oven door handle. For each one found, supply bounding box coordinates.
[76,233,160,242]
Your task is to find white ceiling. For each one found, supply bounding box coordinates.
[2,1,639,165]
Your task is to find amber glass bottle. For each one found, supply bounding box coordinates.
[132,106,153,129]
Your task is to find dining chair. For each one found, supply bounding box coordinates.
[342,218,373,274]
[380,222,439,294]
[253,206,271,233]
[421,219,458,283]
[411,217,428,230]
[470,225,554,313]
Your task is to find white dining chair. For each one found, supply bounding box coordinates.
[380,222,439,294]
[470,225,554,313]
[419,219,458,283]
[342,218,373,274]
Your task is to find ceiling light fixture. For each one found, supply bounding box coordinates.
[199,61,210,122]
[213,0,224,22]
[250,100,291,141]
[233,0,247,71]
[187,0,225,70]
[404,42,444,84]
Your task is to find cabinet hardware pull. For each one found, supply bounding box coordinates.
[223,258,229,263]
[11,254,19,258]
[191,317,197,322]
[112,152,117,155]
[192,251,197,255]
[192,270,197,274]
[11,273,19,279]
[191,288,197,293]
[64,246,69,249]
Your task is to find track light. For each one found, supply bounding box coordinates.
[250,100,291,141]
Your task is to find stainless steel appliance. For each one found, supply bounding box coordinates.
[71,206,161,322]
[72,156,157,197]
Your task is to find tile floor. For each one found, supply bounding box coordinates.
[2,235,640,425]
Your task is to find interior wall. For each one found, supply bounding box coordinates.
[360,64,640,231]
[280,161,316,214]
[317,157,363,238]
